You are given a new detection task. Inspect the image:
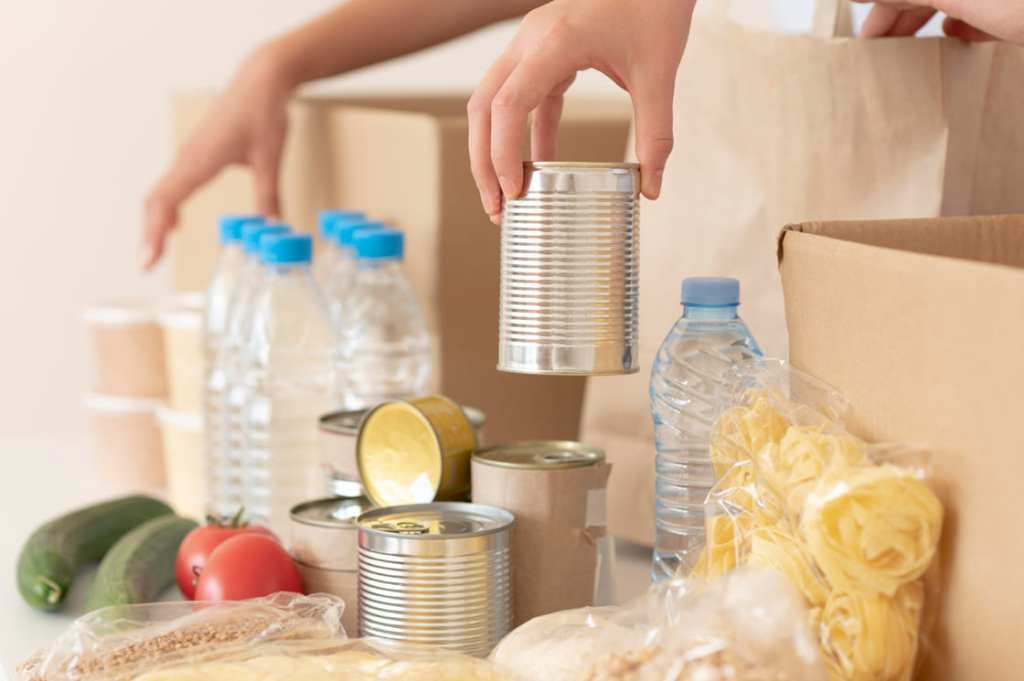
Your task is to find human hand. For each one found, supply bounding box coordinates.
[140,44,294,269]
[855,1,1024,44]
[467,0,696,224]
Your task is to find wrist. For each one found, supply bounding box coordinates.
[243,39,304,97]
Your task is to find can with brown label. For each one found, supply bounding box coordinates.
[356,395,477,507]
[471,441,611,626]
[357,502,513,657]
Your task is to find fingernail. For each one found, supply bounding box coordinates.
[490,212,502,226]
[482,191,499,215]
[498,175,517,200]
[138,244,155,270]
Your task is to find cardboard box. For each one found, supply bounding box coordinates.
[171,94,632,445]
[778,214,1024,681]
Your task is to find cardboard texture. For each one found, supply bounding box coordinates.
[580,10,1024,546]
[172,94,631,447]
[778,214,1024,681]
[471,460,611,626]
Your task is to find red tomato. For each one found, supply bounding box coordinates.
[175,521,276,599]
[194,534,304,601]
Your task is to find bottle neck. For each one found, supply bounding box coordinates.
[263,261,313,278]
[682,304,739,320]
[357,257,403,271]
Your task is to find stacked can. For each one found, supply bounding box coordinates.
[357,502,513,657]
[289,496,374,636]
[499,162,640,375]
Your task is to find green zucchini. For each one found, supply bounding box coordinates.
[85,514,197,611]
[17,495,173,611]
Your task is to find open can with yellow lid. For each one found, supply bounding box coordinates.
[356,395,477,507]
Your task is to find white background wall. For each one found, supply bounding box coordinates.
[0,1,919,441]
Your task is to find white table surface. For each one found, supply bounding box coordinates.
[0,436,653,680]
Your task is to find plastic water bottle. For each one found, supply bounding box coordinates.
[202,215,263,516]
[315,210,365,287]
[335,228,432,410]
[242,233,334,531]
[210,222,290,517]
[324,220,384,327]
[649,277,762,581]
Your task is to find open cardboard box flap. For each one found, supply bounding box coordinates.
[778,214,1024,681]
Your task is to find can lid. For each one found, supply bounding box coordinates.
[359,502,512,538]
[356,401,445,507]
[473,440,604,470]
[290,496,373,528]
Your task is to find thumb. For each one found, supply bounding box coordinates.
[631,76,676,200]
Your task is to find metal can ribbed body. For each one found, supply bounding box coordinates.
[357,502,513,657]
[499,162,640,375]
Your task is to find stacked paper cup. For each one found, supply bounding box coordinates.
[83,293,205,508]
[156,293,206,516]
[82,300,170,490]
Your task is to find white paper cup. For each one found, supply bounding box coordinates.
[83,300,167,397]
[157,406,205,518]
[158,293,205,412]
[83,393,166,490]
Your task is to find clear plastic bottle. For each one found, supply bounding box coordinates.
[211,222,290,517]
[649,277,762,581]
[242,233,334,532]
[335,228,432,410]
[315,210,365,287]
[202,214,263,517]
[324,220,384,327]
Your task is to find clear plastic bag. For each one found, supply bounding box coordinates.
[491,568,826,681]
[693,359,944,681]
[19,593,509,681]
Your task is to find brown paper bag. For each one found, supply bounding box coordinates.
[580,0,1024,550]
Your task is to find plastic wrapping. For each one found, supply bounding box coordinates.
[19,593,509,681]
[492,568,826,681]
[692,360,943,681]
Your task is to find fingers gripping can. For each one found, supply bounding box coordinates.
[499,162,640,375]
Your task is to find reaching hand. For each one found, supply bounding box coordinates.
[140,46,293,270]
[856,1,1024,43]
[467,0,697,224]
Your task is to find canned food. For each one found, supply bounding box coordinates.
[295,561,359,636]
[319,404,486,495]
[357,502,513,657]
[499,162,640,376]
[289,496,374,571]
[472,441,610,626]
[356,396,477,507]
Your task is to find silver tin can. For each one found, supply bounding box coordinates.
[499,162,640,376]
[357,502,513,657]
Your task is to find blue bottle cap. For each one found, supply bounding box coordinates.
[318,210,366,239]
[243,224,290,255]
[261,234,313,264]
[336,221,386,248]
[681,277,740,306]
[219,215,263,244]
[353,228,403,260]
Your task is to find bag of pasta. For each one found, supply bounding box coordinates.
[19,593,509,681]
[692,359,944,681]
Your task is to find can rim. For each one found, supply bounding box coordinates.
[289,496,373,528]
[358,502,513,539]
[472,440,605,470]
[527,161,640,171]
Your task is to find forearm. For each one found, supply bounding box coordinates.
[266,0,548,90]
